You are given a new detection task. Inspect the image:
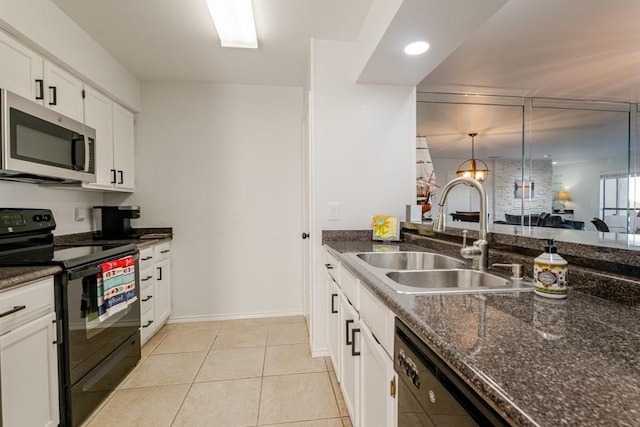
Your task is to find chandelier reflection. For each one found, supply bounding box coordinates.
[456,132,489,183]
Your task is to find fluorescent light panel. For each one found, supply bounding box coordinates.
[206,0,258,49]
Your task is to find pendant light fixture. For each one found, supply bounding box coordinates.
[456,132,490,183]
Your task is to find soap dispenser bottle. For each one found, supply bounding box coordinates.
[534,239,568,299]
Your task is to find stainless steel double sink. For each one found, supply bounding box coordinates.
[346,251,534,295]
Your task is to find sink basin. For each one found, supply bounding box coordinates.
[356,251,465,270]
[384,269,534,294]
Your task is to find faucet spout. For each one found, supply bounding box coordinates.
[432,176,489,270]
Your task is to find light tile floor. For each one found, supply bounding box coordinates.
[83,316,352,427]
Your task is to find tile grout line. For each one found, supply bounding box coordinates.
[255,322,271,426]
[168,327,220,426]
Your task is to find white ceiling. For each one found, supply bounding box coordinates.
[418,0,640,103]
[51,0,640,104]
[50,0,373,86]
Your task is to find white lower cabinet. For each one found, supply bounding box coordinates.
[327,277,341,374]
[0,277,58,427]
[339,293,360,426]
[138,241,172,345]
[324,248,397,427]
[360,322,398,427]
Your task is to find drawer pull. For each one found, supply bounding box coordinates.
[142,320,154,328]
[142,256,153,261]
[160,249,170,254]
[330,293,338,314]
[345,319,354,345]
[0,305,26,318]
[141,296,153,302]
[141,275,153,282]
[351,328,361,356]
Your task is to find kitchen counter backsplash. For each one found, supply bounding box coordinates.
[323,228,640,309]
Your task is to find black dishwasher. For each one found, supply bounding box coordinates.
[394,319,509,426]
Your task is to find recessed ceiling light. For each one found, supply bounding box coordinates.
[404,41,429,56]
[552,161,558,165]
[206,0,258,49]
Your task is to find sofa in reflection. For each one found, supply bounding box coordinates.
[494,213,585,230]
[449,211,481,223]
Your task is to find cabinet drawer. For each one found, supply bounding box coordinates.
[140,285,154,315]
[0,277,54,336]
[154,241,171,262]
[139,266,154,290]
[139,247,154,269]
[339,266,359,310]
[359,284,394,357]
[140,308,155,343]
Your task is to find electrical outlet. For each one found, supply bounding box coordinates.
[327,202,340,221]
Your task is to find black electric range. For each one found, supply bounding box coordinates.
[0,208,141,427]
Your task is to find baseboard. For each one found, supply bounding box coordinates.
[311,346,329,358]
[168,309,305,324]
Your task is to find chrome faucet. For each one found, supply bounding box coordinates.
[433,176,489,271]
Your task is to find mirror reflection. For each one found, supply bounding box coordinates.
[416,94,638,238]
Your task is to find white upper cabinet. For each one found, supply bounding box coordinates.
[0,31,83,122]
[0,30,43,101]
[83,85,135,192]
[83,86,115,188]
[112,103,135,191]
[43,61,83,121]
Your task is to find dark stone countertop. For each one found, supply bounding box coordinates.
[0,228,173,293]
[0,266,62,292]
[325,239,640,427]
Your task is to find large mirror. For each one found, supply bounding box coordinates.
[417,93,638,240]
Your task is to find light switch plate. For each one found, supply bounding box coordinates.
[327,202,340,221]
[75,207,87,222]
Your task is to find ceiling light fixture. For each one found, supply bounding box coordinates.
[456,133,490,183]
[206,0,258,49]
[404,41,429,55]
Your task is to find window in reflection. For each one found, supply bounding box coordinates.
[530,103,630,232]
[416,93,639,238]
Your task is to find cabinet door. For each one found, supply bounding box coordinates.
[112,103,136,190]
[327,277,340,374]
[339,295,360,427]
[360,323,397,427]
[83,85,115,188]
[154,257,171,326]
[0,30,43,101]
[0,312,59,427]
[43,61,83,121]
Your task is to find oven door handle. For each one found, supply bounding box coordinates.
[68,265,102,280]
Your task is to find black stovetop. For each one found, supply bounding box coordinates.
[0,243,138,269]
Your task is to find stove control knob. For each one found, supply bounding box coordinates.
[33,214,43,222]
[42,214,51,221]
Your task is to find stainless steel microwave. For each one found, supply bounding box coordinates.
[0,89,96,183]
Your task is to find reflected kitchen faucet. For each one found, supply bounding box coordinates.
[433,176,489,271]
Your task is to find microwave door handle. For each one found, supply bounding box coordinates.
[71,138,78,170]
[84,135,91,172]
[71,137,82,170]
